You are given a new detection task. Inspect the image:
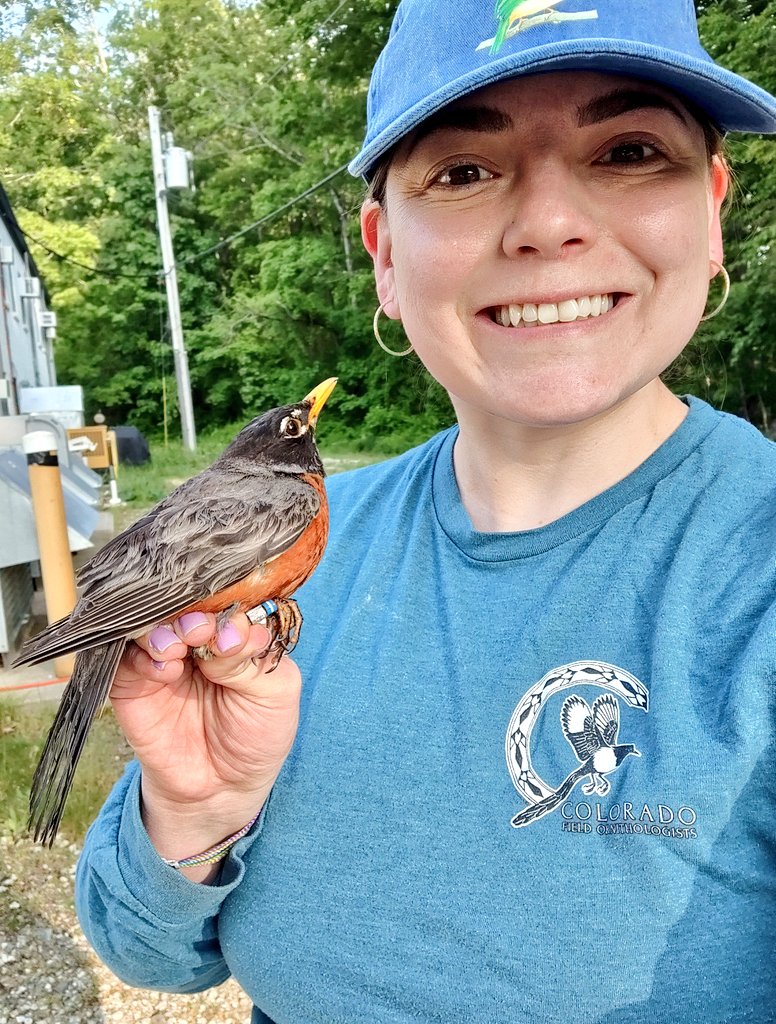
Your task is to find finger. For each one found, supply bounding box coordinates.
[211,613,254,657]
[198,645,302,705]
[195,621,285,687]
[112,640,186,695]
[205,614,271,661]
[211,617,272,665]
[173,610,218,647]
[134,623,190,662]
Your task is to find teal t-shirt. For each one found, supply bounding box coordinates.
[77,397,776,1023]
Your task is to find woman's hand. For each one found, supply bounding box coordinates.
[110,611,301,881]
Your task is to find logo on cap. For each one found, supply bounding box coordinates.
[479,1,599,54]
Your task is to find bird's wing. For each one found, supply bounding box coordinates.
[560,694,600,761]
[592,693,620,746]
[16,474,320,666]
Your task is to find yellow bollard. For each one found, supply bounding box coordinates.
[22,430,77,677]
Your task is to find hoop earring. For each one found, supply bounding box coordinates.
[373,304,412,357]
[700,262,730,322]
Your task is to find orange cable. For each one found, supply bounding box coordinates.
[0,676,70,692]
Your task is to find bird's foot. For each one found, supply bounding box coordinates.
[257,598,302,672]
[582,778,597,795]
[596,778,611,796]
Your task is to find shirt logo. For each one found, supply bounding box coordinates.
[506,661,648,827]
[478,1,600,54]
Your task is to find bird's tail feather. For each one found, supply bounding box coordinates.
[491,19,509,53]
[511,765,587,828]
[29,639,126,846]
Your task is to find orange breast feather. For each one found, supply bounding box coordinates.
[182,473,329,616]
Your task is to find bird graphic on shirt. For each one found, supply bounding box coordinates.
[491,0,567,52]
[511,693,640,827]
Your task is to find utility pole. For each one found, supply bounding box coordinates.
[148,105,197,451]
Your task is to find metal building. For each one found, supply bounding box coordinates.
[0,183,100,662]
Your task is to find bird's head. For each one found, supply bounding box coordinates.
[614,744,640,765]
[218,378,337,476]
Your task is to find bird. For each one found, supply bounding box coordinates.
[491,0,567,53]
[14,377,337,846]
[511,692,639,827]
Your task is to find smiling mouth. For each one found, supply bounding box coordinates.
[490,293,622,327]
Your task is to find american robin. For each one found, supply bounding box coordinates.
[14,377,337,846]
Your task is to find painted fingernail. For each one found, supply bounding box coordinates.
[152,660,166,670]
[149,625,178,653]
[216,623,242,652]
[178,611,209,635]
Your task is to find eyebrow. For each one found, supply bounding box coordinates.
[401,105,514,162]
[576,88,690,127]
[400,87,691,167]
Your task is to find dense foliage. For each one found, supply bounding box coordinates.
[1,0,774,448]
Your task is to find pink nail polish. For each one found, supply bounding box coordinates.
[216,622,241,652]
[149,626,178,653]
[178,611,209,635]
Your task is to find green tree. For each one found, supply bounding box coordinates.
[2,0,771,444]
[681,0,776,433]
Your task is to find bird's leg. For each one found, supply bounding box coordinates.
[582,775,597,795]
[259,598,303,671]
[596,776,611,796]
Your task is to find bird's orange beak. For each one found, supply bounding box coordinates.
[304,377,337,428]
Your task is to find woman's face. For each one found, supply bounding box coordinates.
[362,71,729,430]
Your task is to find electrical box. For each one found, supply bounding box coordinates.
[37,310,57,329]
[164,146,192,189]
[19,385,84,429]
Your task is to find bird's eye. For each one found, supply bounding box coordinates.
[280,416,303,438]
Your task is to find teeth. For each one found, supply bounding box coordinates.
[494,293,615,327]
[537,303,559,324]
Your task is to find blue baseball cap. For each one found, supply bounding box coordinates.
[349,0,776,179]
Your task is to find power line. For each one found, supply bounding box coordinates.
[20,227,155,280]
[23,2,356,285]
[173,160,350,270]
[20,159,351,286]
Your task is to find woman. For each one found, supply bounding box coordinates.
[76,2,776,1021]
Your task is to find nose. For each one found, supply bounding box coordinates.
[501,159,598,260]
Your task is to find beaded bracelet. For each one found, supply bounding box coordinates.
[163,809,261,870]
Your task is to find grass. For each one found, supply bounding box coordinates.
[115,429,386,515]
[0,698,131,841]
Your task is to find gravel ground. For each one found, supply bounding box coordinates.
[0,835,253,1024]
